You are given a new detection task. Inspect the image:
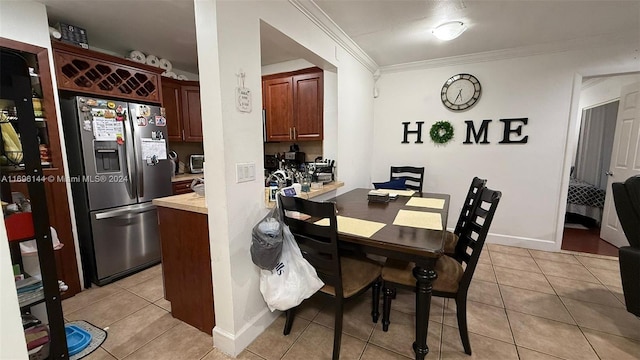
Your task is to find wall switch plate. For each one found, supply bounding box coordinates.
[236,162,256,183]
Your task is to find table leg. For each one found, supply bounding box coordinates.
[412,265,437,360]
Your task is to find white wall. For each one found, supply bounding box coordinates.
[0,2,47,357]
[261,58,314,75]
[579,73,640,111]
[373,41,639,252]
[195,0,374,355]
[570,73,640,164]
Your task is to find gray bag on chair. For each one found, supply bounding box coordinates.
[251,207,284,270]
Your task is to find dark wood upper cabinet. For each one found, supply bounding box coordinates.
[161,79,183,141]
[293,72,323,140]
[263,77,294,142]
[181,85,203,142]
[262,67,323,142]
[161,79,201,142]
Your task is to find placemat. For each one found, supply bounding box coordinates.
[393,209,442,230]
[405,197,445,209]
[315,216,386,238]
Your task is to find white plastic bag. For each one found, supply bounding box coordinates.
[259,225,324,311]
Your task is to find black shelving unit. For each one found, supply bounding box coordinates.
[1,48,68,358]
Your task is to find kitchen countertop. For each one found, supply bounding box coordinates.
[153,193,207,214]
[265,181,344,208]
[154,181,345,213]
[171,173,203,183]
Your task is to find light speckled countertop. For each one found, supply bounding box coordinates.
[171,173,203,183]
[265,181,344,208]
[154,181,345,214]
[153,193,207,214]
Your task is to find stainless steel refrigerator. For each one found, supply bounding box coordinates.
[61,95,172,286]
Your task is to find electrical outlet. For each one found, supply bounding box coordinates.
[236,163,256,183]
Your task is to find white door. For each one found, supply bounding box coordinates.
[600,82,640,247]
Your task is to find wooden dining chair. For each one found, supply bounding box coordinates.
[379,187,501,355]
[444,177,487,256]
[278,195,382,360]
[390,166,425,192]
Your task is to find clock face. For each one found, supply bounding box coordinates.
[441,74,481,111]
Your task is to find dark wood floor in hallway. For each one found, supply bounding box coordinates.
[562,227,619,257]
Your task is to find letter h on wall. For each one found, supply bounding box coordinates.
[401,121,424,144]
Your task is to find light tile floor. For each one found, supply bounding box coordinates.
[63,245,640,360]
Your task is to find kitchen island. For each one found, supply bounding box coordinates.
[152,193,212,334]
[153,181,344,334]
[265,181,344,208]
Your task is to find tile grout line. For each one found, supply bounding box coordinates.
[437,305,445,360]
[279,312,315,359]
[118,319,184,360]
[514,253,625,306]
[579,261,626,308]
[246,348,267,359]
[527,252,603,360]
[486,249,520,358]
[63,286,128,317]
[104,299,182,360]
[101,345,118,359]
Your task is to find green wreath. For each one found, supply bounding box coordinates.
[430,121,454,144]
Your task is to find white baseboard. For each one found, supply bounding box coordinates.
[485,233,561,252]
[212,306,280,357]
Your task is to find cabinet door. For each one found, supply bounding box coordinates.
[162,80,183,141]
[263,77,294,142]
[293,71,323,141]
[172,180,194,195]
[181,85,203,142]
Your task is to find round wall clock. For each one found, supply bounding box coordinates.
[441,73,481,111]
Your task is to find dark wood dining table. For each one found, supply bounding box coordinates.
[328,188,449,360]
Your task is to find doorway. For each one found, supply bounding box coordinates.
[561,73,639,256]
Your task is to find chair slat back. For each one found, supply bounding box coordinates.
[454,187,501,290]
[390,166,425,192]
[453,177,487,236]
[278,195,343,295]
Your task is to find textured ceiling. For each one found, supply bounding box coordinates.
[314,0,640,67]
[39,0,640,73]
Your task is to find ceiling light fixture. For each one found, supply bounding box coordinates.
[432,21,467,41]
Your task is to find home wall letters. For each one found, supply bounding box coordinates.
[401,118,529,144]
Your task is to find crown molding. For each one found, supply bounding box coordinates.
[380,32,638,74]
[289,0,379,73]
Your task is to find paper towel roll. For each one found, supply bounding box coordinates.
[129,50,146,64]
[145,55,160,67]
[162,71,178,79]
[159,58,173,71]
[49,27,61,40]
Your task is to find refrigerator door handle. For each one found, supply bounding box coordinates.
[138,156,144,198]
[95,203,156,220]
[123,117,136,199]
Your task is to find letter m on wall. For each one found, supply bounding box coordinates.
[463,120,492,144]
